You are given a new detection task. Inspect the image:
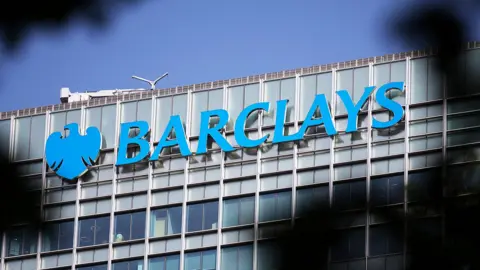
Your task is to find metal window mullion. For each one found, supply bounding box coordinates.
[108,101,122,270]
[36,110,51,270]
[403,57,411,270]
[291,74,300,226]
[328,69,337,269]
[1,116,14,269]
[180,86,193,270]
[9,115,15,161]
[216,84,227,270]
[253,80,263,270]
[143,95,156,270]
[71,107,85,270]
[441,64,448,247]
[366,63,374,268]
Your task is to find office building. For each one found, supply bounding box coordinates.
[0,41,480,270]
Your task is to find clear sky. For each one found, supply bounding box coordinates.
[0,0,478,112]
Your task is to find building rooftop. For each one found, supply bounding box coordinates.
[2,41,480,120]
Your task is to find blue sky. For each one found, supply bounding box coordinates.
[0,0,478,112]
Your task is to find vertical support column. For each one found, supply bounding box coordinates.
[180,87,193,270]
[71,107,86,270]
[216,84,228,270]
[441,63,448,246]
[329,69,337,208]
[366,62,374,270]
[253,80,263,270]
[107,101,122,270]
[37,111,51,270]
[1,116,16,269]
[328,69,337,270]
[143,96,157,270]
[291,74,300,226]
[404,57,412,270]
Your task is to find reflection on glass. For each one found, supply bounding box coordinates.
[299,72,332,120]
[185,249,216,270]
[42,221,74,251]
[150,206,182,237]
[86,105,117,149]
[14,115,46,161]
[187,201,218,232]
[112,259,144,270]
[156,95,188,142]
[221,244,253,270]
[149,254,180,270]
[259,191,291,222]
[78,216,110,247]
[223,196,255,227]
[114,211,146,241]
[6,227,37,257]
[336,67,369,115]
[370,175,404,206]
[191,89,223,136]
[373,61,406,109]
[296,186,329,215]
[227,84,259,130]
[263,78,296,126]
[77,264,108,270]
[0,120,10,154]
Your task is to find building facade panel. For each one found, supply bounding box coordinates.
[1,46,480,270]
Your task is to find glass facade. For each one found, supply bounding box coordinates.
[0,46,480,270]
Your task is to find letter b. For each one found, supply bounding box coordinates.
[116,121,150,165]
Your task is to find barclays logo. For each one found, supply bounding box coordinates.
[45,81,406,180]
[45,123,102,180]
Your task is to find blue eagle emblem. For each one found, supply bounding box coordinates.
[45,123,102,180]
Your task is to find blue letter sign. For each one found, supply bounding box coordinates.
[45,82,405,179]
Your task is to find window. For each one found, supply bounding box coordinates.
[155,94,188,143]
[331,227,365,261]
[112,259,144,270]
[259,191,292,222]
[296,186,329,216]
[299,72,333,120]
[114,211,146,242]
[373,61,406,109]
[333,180,366,210]
[408,170,441,202]
[257,241,280,270]
[223,196,255,227]
[335,67,369,115]
[42,221,74,251]
[78,216,110,247]
[150,206,182,237]
[191,89,224,136]
[13,115,46,161]
[6,227,37,257]
[263,78,296,125]
[221,244,253,270]
[0,119,11,154]
[86,104,117,149]
[370,223,404,256]
[185,249,216,270]
[187,201,219,232]
[410,57,443,103]
[149,254,180,270]
[226,84,260,130]
[77,265,108,270]
[371,176,404,207]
